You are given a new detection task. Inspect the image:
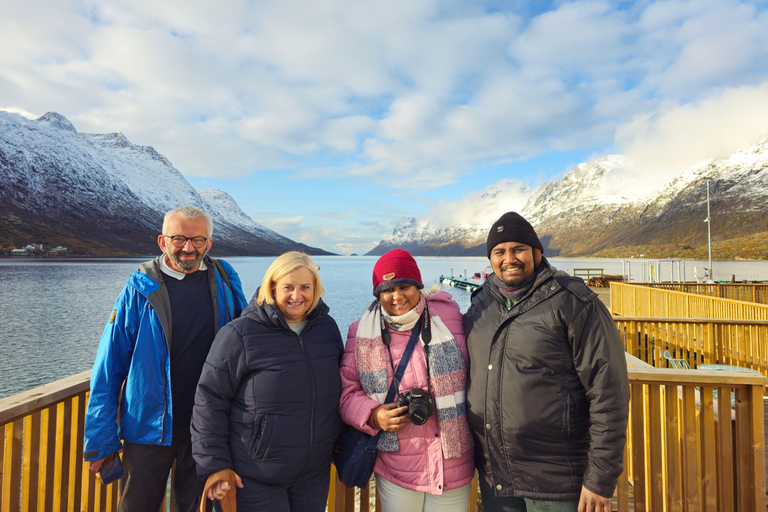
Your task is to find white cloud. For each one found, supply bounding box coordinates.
[421,179,534,229]
[615,81,768,194]
[3,0,768,251]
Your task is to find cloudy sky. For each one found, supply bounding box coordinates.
[3,0,768,254]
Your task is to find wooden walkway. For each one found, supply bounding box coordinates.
[589,285,611,309]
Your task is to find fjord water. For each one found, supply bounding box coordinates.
[1,255,766,399]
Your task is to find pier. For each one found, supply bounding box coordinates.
[1,282,767,511]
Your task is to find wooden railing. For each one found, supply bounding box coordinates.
[622,356,766,512]
[0,373,477,512]
[610,282,768,320]
[632,283,768,305]
[2,365,765,512]
[615,317,768,376]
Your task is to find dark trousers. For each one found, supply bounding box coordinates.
[478,474,578,512]
[118,428,203,512]
[236,469,331,512]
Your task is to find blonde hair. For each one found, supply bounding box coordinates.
[257,252,324,313]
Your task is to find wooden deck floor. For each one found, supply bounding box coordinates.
[588,285,611,309]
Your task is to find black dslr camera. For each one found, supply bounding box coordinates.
[396,388,434,425]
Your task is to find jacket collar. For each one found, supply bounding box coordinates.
[485,257,559,314]
[242,287,330,332]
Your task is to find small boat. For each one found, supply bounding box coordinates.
[440,267,490,292]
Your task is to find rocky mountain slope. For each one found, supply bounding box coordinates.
[368,137,768,259]
[0,111,332,256]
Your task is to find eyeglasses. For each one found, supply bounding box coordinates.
[163,235,208,248]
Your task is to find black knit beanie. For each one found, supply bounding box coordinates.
[486,212,544,258]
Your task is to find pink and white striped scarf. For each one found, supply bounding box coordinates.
[354,294,474,458]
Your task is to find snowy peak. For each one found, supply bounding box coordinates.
[36,112,77,133]
[369,135,768,258]
[0,109,331,256]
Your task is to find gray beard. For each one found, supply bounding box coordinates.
[168,250,205,272]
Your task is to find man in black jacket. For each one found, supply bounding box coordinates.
[463,212,629,512]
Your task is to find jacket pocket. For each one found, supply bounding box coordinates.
[248,414,273,460]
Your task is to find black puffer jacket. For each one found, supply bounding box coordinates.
[463,259,629,500]
[191,295,344,485]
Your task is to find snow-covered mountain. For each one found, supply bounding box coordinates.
[0,111,331,256]
[368,137,768,258]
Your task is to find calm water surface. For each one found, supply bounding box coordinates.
[1,255,766,398]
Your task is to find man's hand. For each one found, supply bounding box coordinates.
[88,458,105,473]
[578,486,612,512]
[207,472,244,501]
[88,449,123,473]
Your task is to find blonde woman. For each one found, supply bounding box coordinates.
[192,252,343,511]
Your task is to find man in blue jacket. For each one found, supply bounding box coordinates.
[84,206,247,512]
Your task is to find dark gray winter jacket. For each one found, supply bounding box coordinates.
[191,294,344,485]
[463,258,629,500]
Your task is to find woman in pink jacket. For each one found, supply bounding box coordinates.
[339,249,474,511]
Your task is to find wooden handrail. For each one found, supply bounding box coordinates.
[630,282,768,305]
[614,316,768,326]
[610,282,768,319]
[614,316,768,376]
[1,363,765,511]
[0,371,90,425]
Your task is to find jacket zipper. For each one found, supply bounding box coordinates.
[296,331,316,480]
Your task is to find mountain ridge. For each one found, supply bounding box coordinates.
[368,137,768,260]
[0,111,333,256]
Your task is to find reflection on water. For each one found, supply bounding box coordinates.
[0,255,765,398]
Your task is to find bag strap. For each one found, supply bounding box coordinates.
[212,258,232,291]
[365,317,424,450]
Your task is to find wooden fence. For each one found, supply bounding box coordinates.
[1,366,765,512]
[622,355,766,512]
[632,283,768,305]
[610,282,768,320]
[615,317,768,376]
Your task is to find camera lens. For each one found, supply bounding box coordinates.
[409,401,430,425]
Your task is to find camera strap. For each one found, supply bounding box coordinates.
[380,311,424,403]
[363,317,423,450]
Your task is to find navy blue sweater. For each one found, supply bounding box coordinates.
[191,296,344,485]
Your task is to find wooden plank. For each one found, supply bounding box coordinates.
[53,398,73,510]
[38,406,57,512]
[716,385,734,511]
[0,372,91,425]
[749,388,766,512]
[647,386,663,512]
[2,420,23,512]
[629,368,767,386]
[69,393,86,512]
[630,385,646,512]
[734,387,751,512]
[361,479,370,511]
[665,385,683,512]
[681,387,701,510]
[21,411,41,512]
[617,443,629,512]
[333,471,346,512]
[53,399,73,511]
[698,387,717,512]
[0,424,4,506]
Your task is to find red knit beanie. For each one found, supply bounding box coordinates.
[372,248,424,297]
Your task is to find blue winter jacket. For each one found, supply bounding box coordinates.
[83,255,247,461]
[191,294,344,485]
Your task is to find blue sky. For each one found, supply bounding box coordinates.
[2,0,768,254]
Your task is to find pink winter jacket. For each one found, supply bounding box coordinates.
[339,291,475,495]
